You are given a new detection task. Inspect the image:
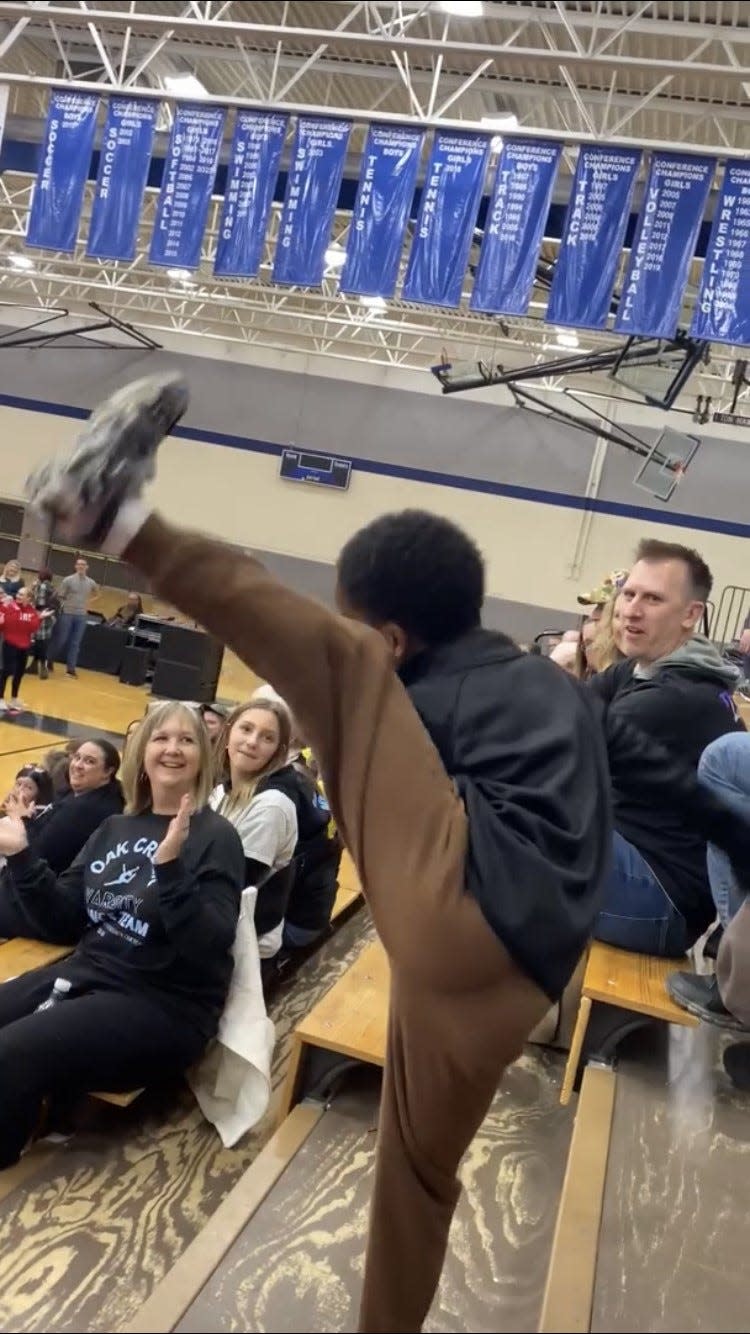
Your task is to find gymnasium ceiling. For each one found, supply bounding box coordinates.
[0,1,747,404]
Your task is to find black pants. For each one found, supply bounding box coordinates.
[0,964,207,1169]
[31,636,50,665]
[0,643,27,699]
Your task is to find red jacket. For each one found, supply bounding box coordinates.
[0,601,42,650]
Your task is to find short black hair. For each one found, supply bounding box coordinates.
[337,509,484,644]
[634,537,712,601]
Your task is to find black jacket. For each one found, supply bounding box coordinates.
[255,763,335,936]
[399,629,612,1001]
[590,649,746,932]
[26,779,125,874]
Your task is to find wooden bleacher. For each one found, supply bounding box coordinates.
[279,938,388,1123]
[331,849,362,921]
[278,935,700,1121]
[559,940,699,1105]
[0,937,73,982]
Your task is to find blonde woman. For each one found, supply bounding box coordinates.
[210,696,298,958]
[0,700,244,1169]
[0,559,24,598]
[587,594,626,674]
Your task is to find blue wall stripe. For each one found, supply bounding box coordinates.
[4,388,749,541]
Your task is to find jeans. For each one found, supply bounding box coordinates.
[283,920,327,949]
[52,612,87,672]
[698,732,750,926]
[594,831,691,956]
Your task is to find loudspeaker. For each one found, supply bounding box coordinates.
[157,624,221,673]
[78,625,128,675]
[120,646,150,686]
[151,658,217,703]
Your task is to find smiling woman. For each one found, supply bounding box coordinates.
[121,699,214,815]
[0,698,245,1170]
[210,699,298,959]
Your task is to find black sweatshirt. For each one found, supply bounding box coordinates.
[26,780,125,874]
[3,806,244,1039]
[590,645,746,932]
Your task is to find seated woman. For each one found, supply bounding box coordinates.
[0,766,55,873]
[23,739,124,875]
[283,748,342,951]
[199,703,226,743]
[107,591,143,629]
[0,699,244,1169]
[42,739,80,799]
[210,698,298,958]
[249,686,339,953]
[0,764,54,818]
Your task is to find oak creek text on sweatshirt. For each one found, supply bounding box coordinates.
[4,806,245,1038]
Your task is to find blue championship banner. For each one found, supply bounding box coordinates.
[340,123,424,298]
[691,160,750,348]
[272,116,352,287]
[402,130,490,308]
[471,139,561,316]
[149,103,226,270]
[86,97,158,261]
[27,90,98,252]
[616,152,716,338]
[546,145,641,329]
[214,110,288,278]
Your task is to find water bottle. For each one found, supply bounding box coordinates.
[36,977,73,1012]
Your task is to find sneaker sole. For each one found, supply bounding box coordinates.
[26,372,189,546]
[666,979,749,1032]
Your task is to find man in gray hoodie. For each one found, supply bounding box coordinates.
[590,537,745,957]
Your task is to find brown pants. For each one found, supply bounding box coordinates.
[128,516,549,1333]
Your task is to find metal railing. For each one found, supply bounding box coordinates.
[710,586,750,648]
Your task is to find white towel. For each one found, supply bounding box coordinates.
[188,886,276,1147]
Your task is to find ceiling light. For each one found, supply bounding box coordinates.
[164,73,208,99]
[481,114,519,132]
[167,267,194,280]
[325,244,346,268]
[360,295,387,311]
[555,331,580,349]
[437,1,485,15]
[8,254,35,270]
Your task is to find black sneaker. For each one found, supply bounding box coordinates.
[666,971,749,1032]
[723,1042,750,1090]
[66,670,78,678]
[25,373,189,548]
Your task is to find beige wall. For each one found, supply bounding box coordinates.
[5,402,746,616]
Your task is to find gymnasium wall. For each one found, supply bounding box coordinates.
[0,337,747,641]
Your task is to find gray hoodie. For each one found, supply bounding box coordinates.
[634,634,740,687]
